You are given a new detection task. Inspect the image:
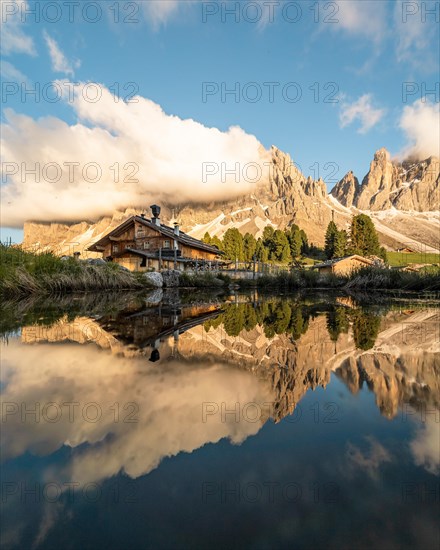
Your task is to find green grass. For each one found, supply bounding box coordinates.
[386,251,440,267]
[0,245,153,297]
[179,272,226,288]
[236,266,440,291]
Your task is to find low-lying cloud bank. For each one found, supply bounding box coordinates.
[1,82,270,227]
[1,82,437,228]
[398,99,440,161]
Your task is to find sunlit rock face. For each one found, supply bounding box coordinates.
[331,171,360,208]
[333,148,440,212]
[22,145,440,257]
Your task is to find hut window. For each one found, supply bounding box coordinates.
[163,240,170,249]
[112,244,119,253]
[144,241,150,250]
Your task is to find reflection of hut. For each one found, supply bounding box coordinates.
[314,255,374,276]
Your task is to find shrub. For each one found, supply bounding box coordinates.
[179,272,225,288]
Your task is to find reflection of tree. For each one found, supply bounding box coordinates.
[351,310,381,350]
[203,314,223,332]
[326,307,350,342]
[204,300,382,351]
[204,301,310,340]
[243,307,258,332]
[289,307,309,340]
[223,305,245,337]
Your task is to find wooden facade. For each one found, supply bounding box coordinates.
[314,255,374,276]
[88,213,222,272]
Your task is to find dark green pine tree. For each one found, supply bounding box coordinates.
[334,230,348,258]
[243,233,257,262]
[286,226,303,258]
[272,230,291,262]
[350,214,381,256]
[210,235,223,250]
[299,229,309,254]
[202,232,212,244]
[222,228,244,261]
[324,221,338,259]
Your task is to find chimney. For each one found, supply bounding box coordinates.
[173,223,180,237]
[150,204,161,226]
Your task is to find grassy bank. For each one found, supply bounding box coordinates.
[386,251,440,267]
[238,267,440,292]
[0,246,149,298]
[2,246,439,297]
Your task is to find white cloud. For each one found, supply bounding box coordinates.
[393,0,440,72]
[0,82,270,226]
[141,0,198,28]
[325,1,438,73]
[339,94,386,134]
[331,0,388,44]
[0,0,36,56]
[0,59,28,82]
[43,31,80,76]
[140,1,277,31]
[399,99,440,160]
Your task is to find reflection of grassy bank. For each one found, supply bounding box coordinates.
[0,246,151,298]
[238,267,440,291]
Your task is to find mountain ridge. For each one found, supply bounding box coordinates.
[22,146,440,255]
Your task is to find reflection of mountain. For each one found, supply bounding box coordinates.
[335,310,440,418]
[19,297,440,423]
[2,295,439,550]
[1,297,438,505]
[177,308,439,421]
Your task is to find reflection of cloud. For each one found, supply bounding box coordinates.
[346,436,392,479]
[32,502,63,550]
[410,418,440,475]
[1,340,273,484]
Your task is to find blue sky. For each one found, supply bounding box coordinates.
[1,0,439,242]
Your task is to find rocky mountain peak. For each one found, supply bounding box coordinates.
[331,171,360,208]
[330,147,439,212]
[21,145,440,256]
[373,147,391,162]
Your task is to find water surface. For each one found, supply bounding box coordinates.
[1,291,439,549]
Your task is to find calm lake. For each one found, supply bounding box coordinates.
[1,290,439,550]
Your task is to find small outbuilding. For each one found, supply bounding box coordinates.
[314,255,374,276]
